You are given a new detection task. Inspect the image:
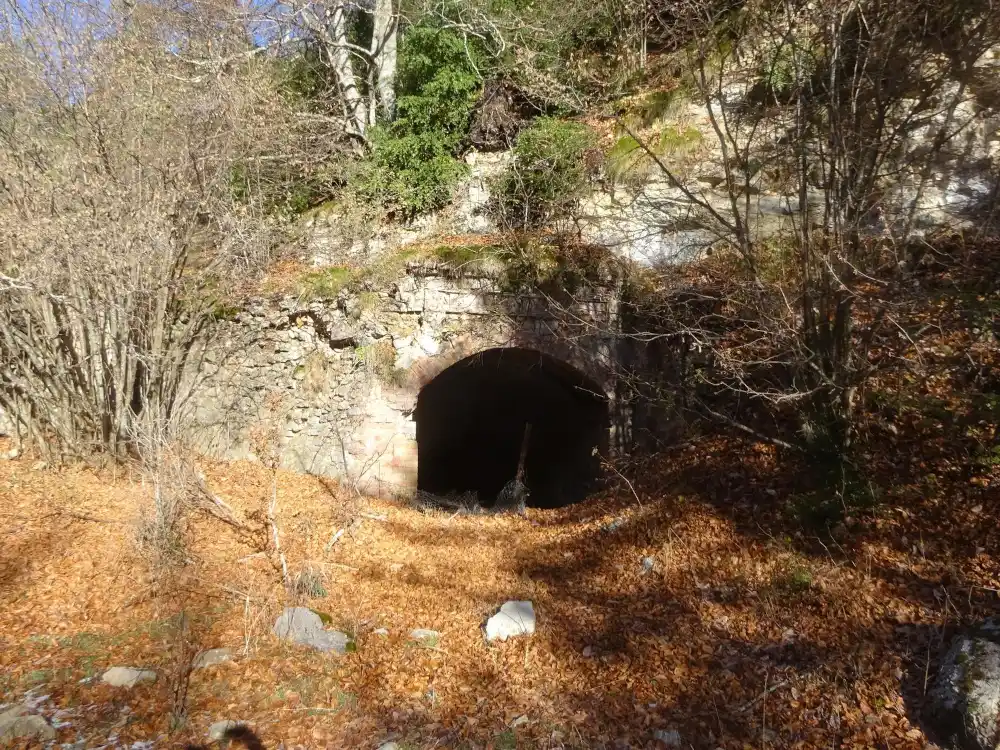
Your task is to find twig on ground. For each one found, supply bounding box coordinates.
[324,562,359,571]
[195,476,249,530]
[737,680,789,713]
[600,454,643,508]
[324,528,345,551]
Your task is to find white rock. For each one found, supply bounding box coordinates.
[485,601,536,642]
[273,607,350,654]
[654,728,682,747]
[193,648,233,670]
[101,667,157,688]
[930,630,1000,750]
[409,629,440,642]
[0,706,56,743]
[208,720,245,740]
[376,743,400,750]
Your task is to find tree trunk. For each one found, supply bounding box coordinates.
[370,0,397,121]
[327,1,367,136]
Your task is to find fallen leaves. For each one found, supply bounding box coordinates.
[1,272,999,749]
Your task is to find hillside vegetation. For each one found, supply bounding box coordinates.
[0,0,999,747]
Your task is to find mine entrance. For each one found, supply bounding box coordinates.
[415,348,608,509]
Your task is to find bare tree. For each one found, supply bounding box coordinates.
[619,0,1000,454]
[272,0,399,138]
[0,0,340,460]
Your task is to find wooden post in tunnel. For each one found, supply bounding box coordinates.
[515,422,532,484]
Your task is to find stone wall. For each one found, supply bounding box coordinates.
[181,261,622,497]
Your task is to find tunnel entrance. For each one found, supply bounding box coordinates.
[415,348,609,509]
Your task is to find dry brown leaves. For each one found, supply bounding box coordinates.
[3,429,996,750]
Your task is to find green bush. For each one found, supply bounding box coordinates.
[355,25,483,217]
[490,117,597,228]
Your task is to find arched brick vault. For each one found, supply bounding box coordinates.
[181,263,626,501]
[388,331,616,412]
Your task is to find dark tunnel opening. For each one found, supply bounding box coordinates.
[415,348,609,509]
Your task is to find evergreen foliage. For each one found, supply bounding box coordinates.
[491,117,597,228]
[356,24,484,216]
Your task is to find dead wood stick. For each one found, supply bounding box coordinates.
[194,476,249,530]
[737,681,789,713]
[515,423,532,483]
[324,528,344,552]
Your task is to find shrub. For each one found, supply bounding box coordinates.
[227,53,344,217]
[355,25,483,217]
[356,132,469,216]
[490,117,597,228]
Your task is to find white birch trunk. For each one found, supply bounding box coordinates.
[327,1,368,136]
[370,0,397,120]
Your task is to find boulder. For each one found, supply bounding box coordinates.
[0,706,56,743]
[192,648,233,670]
[207,720,244,740]
[273,607,350,654]
[485,601,536,642]
[101,667,157,688]
[929,624,1000,750]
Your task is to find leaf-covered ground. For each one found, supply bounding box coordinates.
[2,242,998,749]
[1,417,997,750]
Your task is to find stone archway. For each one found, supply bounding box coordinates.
[414,347,609,509]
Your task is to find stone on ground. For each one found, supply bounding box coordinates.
[0,705,56,743]
[485,601,536,642]
[208,720,245,740]
[101,667,157,688]
[376,743,400,750]
[273,607,350,654]
[193,648,233,670]
[409,629,440,642]
[653,728,682,747]
[929,624,1000,750]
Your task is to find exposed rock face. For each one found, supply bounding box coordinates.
[301,48,1000,271]
[929,623,1000,750]
[273,607,351,654]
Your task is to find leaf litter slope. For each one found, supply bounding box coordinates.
[0,429,997,749]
